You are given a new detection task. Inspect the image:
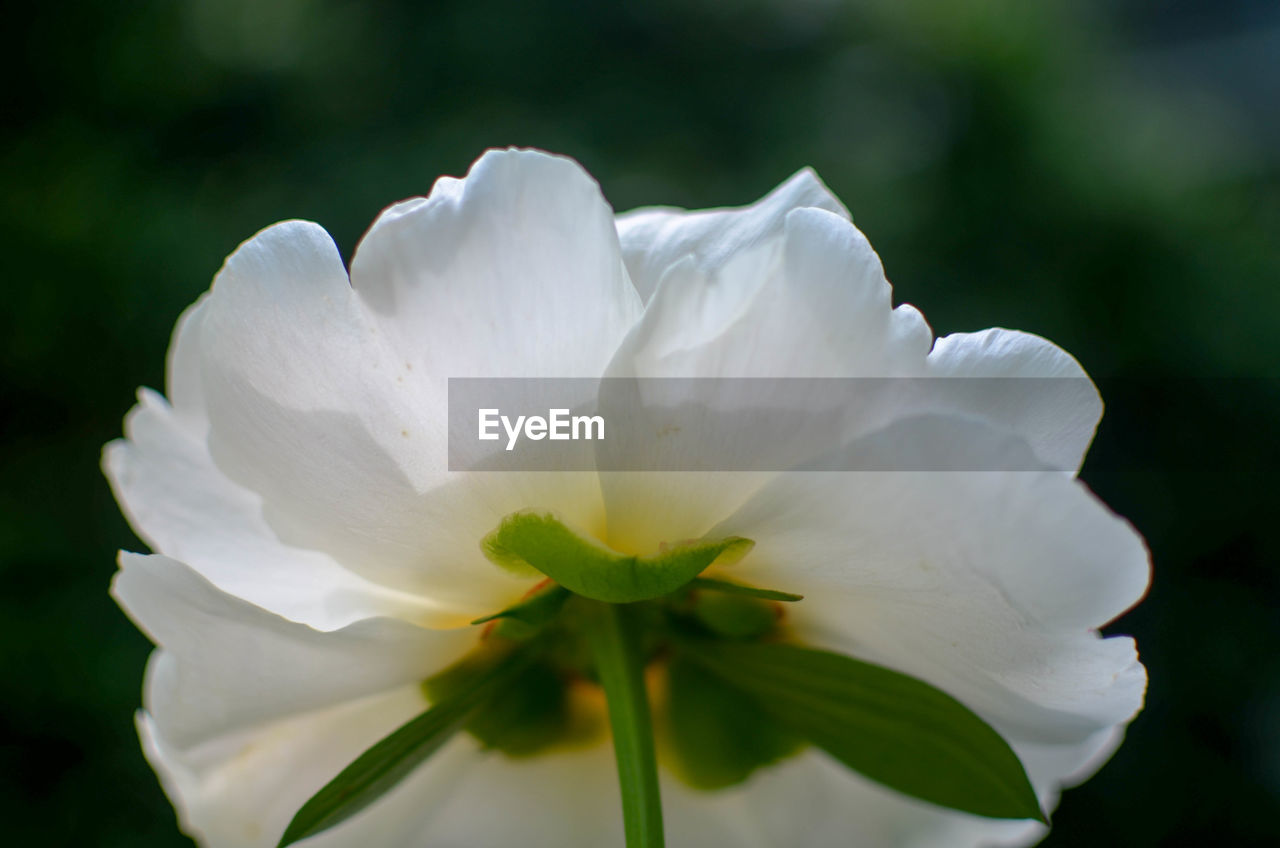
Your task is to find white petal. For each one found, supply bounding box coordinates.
[613,206,931,380]
[150,710,625,848]
[712,415,1149,757]
[112,554,475,749]
[140,686,479,848]
[193,212,601,609]
[599,205,933,553]
[104,390,450,631]
[349,147,643,379]
[669,749,1048,848]
[927,328,1104,473]
[411,743,625,846]
[165,295,210,435]
[657,654,1134,848]
[110,291,446,629]
[144,702,1099,848]
[148,714,642,848]
[615,167,850,304]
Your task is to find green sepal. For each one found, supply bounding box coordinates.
[662,654,804,789]
[471,583,571,629]
[687,576,803,603]
[691,592,779,639]
[681,640,1046,823]
[277,649,531,847]
[424,651,587,757]
[481,510,753,603]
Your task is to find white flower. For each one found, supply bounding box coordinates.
[106,148,1149,848]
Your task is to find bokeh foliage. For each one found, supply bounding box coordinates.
[2,0,1278,844]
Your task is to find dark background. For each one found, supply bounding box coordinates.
[3,0,1278,845]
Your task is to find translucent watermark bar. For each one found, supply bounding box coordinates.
[447,377,1107,472]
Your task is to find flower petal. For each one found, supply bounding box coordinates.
[613,206,931,380]
[139,686,478,848]
[192,211,602,609]
[599,205,933,553]
[406,744,626,846]
[710,415,1149,775]
[145,709,624,848]
[927,328,1103,473]
[165,295,211,435]
[349,147,643,379]
[615,167,850,304]
[111,553,475,749]
[104,390,450,631]
[663,749,1048,848]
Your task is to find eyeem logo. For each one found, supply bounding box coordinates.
[479,408,606,451]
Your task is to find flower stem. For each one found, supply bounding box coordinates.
[581,601,665,848]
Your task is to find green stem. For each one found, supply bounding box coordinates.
[581,601,665,848]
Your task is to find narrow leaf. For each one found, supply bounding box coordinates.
[681,640,1045,822]
[581,601,665,847]
[277,650,529,847]
[481,509,752,603]
[688,576,803,602]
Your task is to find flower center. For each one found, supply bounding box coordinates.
[424,511,808,791]
[425,586,806,790]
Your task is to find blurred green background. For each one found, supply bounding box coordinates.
[3,0,1278,845]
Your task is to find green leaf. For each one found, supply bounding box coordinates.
[581,601,665,847]
[688,576,803,602]
[681,640,1045,823]
[277,649,530,847]
[481,510,753,603]
[662,655,804,789]
[470,583,571,627]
